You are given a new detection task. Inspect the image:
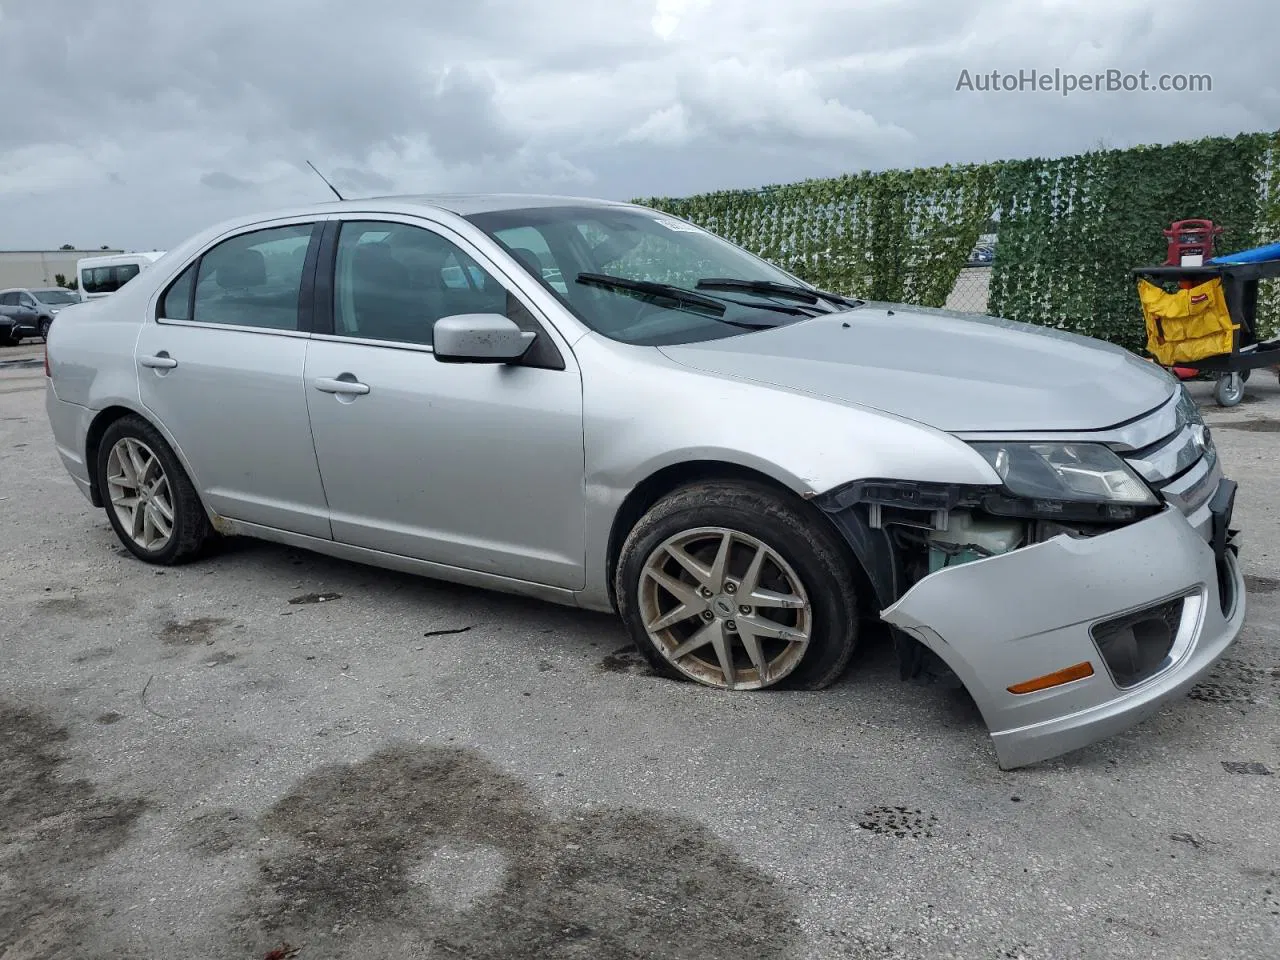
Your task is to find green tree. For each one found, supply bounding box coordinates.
[59,243,75,250]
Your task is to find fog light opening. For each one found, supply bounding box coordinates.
[1007,661,1095,695]
[1091,598,1184,689]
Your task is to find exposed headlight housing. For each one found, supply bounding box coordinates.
[970,442,1158,507]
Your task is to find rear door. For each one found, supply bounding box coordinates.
[135,218,332,539]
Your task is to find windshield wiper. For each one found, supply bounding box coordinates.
[577,273,726,315]
[575,273,784,330]
[714,296,823,318]
[695,277,862,309]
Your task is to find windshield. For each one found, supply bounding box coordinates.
[465,204,846,345]
[34,289,80,304]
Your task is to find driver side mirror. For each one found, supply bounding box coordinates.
[433,313,536,364]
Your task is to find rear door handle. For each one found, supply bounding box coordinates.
[313,376,370,396]
[139,353,178,369]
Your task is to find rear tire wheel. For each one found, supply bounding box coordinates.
[96,416,211,564]
[38,318,51,341]
[615,481,859,690]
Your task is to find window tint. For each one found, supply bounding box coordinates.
[333,221,508,346]
[191,224,314,330]
[79,264,145,295]
[81,266,124,295]
[160,263,196,320]
[0,293,15,306]
[19,294,35,307]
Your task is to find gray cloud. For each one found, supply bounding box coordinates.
[0,0,1277,249]
[331,168,395,194]
[199,171,253,190]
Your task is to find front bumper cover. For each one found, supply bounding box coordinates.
[881,502,1245,769]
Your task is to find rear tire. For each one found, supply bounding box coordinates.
[615,481,859,690]
[96,415,211,564]
[38,318,51,341]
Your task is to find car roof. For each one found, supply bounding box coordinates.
[361,193,636,216]
[158,194,655,265]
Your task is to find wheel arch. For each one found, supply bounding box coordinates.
[84,403,205,513]
[604,459,879,612]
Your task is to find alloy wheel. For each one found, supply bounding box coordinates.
[105,437,175,551]
[637,526,812,689]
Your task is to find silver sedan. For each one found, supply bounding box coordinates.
[44,194,1245,767]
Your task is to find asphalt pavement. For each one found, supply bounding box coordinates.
[2,339,1278,959]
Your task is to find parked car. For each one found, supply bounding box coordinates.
[0,287,82,341]
[0,291,40,345]
[0,313,24,347]
[44,194,1245,768]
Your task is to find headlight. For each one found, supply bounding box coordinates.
[970,442,1158,506]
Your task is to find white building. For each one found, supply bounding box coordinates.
[0,249,123,290]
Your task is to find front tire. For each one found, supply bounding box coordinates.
[615,481,859,690]
[96,416,211,564]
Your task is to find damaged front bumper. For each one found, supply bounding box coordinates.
[881,497,1245,769]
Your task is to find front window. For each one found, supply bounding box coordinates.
[332,220,509,346]
[34,289,80,304]
[466,205,842,346]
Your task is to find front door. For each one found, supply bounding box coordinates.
[135,220,331,539]
[303,217,586,589]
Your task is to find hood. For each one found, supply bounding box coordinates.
[657,304,1175,432]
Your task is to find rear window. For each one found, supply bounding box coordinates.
[80,263,142,295]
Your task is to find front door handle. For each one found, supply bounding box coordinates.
[139,353,178,369]
[313,376,370,396]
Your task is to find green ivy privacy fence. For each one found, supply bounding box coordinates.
[636,129,1280,351]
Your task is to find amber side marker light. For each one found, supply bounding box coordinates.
[1007,661,1094,695]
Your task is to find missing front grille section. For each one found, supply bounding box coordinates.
[1090,598,1185,689]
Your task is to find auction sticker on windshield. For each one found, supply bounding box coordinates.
[653,217,701,232]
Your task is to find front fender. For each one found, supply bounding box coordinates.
[575,335,1001,610]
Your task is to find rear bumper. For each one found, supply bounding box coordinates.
[46,384,96,504]
[882,502,1245,769]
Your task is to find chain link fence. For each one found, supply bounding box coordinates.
[944,266,993,314]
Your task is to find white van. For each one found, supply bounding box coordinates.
[77,251,167,300]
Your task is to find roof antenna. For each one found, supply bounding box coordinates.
[306,160,344,201]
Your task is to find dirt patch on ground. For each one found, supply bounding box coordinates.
[0,702,146,960]
[1218,418,1280,432]
[183,807,254,857]
[596,643,656,677]
[230,743,799,959]
[158,616,230,646]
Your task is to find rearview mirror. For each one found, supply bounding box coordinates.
[434,314,536,364]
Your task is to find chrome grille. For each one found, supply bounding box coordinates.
[1118,387,1217,517]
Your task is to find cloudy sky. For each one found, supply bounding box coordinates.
[1,0,1277,251]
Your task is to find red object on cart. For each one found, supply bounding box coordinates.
[1161,220,1224,380]
[1163,219,1222,266]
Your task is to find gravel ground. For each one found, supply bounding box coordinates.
[2,340,1279,960]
